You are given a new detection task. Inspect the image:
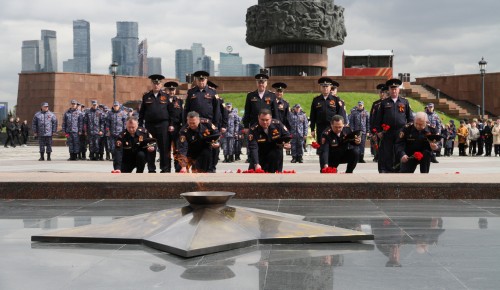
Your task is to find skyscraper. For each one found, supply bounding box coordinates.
[175,49,193,82]
[112,22,139,76]
[219,52,244,76]
[21,40,44,72]
[147,57,162,75]
[41,30,57,72]
[245,64,262,76]
[191,43,205,72]
[73,20,91,73]
[201,55,215,77]
[138,39,148,76]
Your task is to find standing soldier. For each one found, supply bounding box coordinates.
[272,82,291,130]
[98,105,111,161]
[106,101,127,163]
[84,100,104,161]
[242,74,278,131]
[247,109,291,173]
[374,79,414,173]
[207,80,227,172]
[370,84,388,162]
[289,104,308,163]
[62,99,82,161]
[78,103,88,160]
[139,74,171,173]
[424,103,442,163]
[178,111,220,173]
[234,108,243,161]
[32,102,57,161]
[165,81,184,172]
[222,103,238,163]
[183,71,220,126]
[310,77,347,145]
[348,101,370,163]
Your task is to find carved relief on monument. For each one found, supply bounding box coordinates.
[246,0,347,49]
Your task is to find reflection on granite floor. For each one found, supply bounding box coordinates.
[2,199,500,290]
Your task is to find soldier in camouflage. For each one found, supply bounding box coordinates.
[425,103,442,163]
[222,103,239,163]
[106,101,127,162]
[78,104,88,160]
[83,100,104,161]
[348,101,370,163]
[289,104,308,163]
[32,102,58,161]
[62,99,82,161]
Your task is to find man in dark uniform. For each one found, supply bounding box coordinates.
[395,112,440,173]
[165,81,184,172]
[183,71,220,126]
[138,74,170,173]
[370,84,388,162]
[309,77,347,145]
[272,82,291,130]
[247,109,291,173]
[242,74,278,131]
[114,116,156,173]
[319,115,361,173]
[178,111,220,173]
[207,80,227,172]
[374,79,414,173]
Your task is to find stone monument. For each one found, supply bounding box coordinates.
[246,0,347,76]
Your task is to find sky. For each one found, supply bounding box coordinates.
[1,0,499,107]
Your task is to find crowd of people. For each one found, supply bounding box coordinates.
[7,71,500,173]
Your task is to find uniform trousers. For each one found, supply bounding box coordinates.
[378,130,399,173]
[146,121,170,172]
[400,150,432,173]
[67,132,80,153]
[38,136,53,153]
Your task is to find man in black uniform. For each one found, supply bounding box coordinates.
[138,74,170,173]
[395,112,440,173]
[309,77,347,144]
[183,71,220,126]
[114,116,156,173]
[178,111,220,173]
[207,80,227,172]
[272,82,291,130]
[374,79,414,173]
[242,74,278,132]
[319,115,361,173]
[247,109,291,173]
[165,81,184,172]
[370,84,388,161]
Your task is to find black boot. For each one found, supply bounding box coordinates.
[67,154,72,161]
[90,153,96,161]
[82,152,86,160]
[235,154,240,161]
[229,155,234,162]
[99,153,104,161]
[47,153,51,161]
[223,155,229,163]
[106,152,110,160]
[291,157,297,163]
[298,156,303,163]
[39,153,44,161]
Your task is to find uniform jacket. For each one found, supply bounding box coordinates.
[84,108,104,135]
[139,90,170,126]
[275,98,291,129]
[309,93,347,131]
[247,119,290,166]
[32,110,57,136]
[62,108,82,134]
[167,95,184,128]
[114,127,154,166]
[374,96,414,132]
[319,126,357,165]
[348,108,370,133]
[425,111,442,134]
[395,123,440,160]
[5,121,15,136]
[177,118,219,166]
[183,86,220,126]
[242,90,278,128]
[289,110,308,138]
[224,109,239,138]
[106,109,127,137]
[369,99,383,131]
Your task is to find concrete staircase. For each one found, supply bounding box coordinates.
[405,84,485,120]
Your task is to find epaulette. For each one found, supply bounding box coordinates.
[323,128,332,135]
[200,118,210,124]
[250,124,259,130]
[143,91,149,96]
[271,119,281,124]
[138,128,143,132]
[405,122,413,128]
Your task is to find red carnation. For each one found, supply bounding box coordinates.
[381,124,391,131]
[413,152,424,161]
[65,133,70,138]
[321,166,338,174]
[372,128,378,133]
[312,141,321,149]
[236,169,242,173]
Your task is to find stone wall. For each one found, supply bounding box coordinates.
[415,73,500,117]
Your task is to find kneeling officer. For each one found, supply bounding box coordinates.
[114,116,156,173]
[319,115,361,173]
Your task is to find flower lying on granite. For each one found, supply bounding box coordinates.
[311,142,321,149]
[321,167,337,174]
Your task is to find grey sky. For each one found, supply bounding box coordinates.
[1,0,498,107]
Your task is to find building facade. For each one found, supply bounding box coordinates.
[41,30,58,72]
[175,49,193,82]
[147,57,162,75]
[219,52,244,76]
[72,20,91,73]
[21,40,44,72]
[138,39,148,76]
[112,22,139,76]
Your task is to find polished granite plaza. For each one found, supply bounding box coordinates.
[2,199,500,290]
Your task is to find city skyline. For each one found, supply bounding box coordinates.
[2,0,499,107]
